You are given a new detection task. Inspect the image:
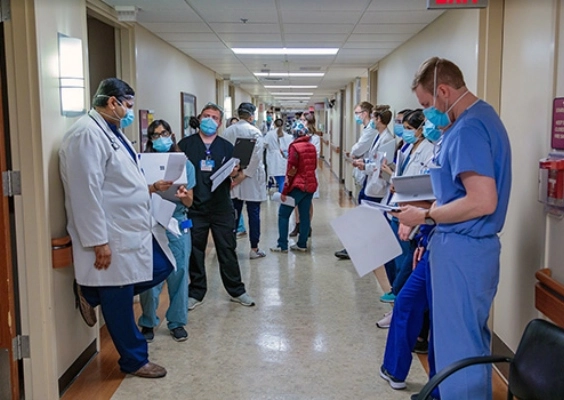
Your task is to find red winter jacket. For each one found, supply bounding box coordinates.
[282,135,318,195]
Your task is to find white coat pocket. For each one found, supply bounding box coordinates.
[109,217,147,252]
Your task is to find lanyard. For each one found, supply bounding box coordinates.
[89,113,137,163]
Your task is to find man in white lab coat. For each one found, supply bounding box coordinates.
[223,102,268,259]
[59,78,178,379]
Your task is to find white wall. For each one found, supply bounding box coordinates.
[134,24,217,141]
[377,10,480,110]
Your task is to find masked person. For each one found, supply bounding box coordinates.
[260,110,274,135]
[393,57,512,400]
[59,78,175,378]
[137,120,195,343]
[178,103,255,310]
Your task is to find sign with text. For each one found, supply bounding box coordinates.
[552,98,564,150]
[427,0,488,9]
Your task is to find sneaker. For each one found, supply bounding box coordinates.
[289,223,300,237]
[141,326,154,343]
[249,249,266,259]
[290,243,308,252]
[236,231,247,238]
[230,293,256,307]
[380,291,396,303]
[170,326,188,342]
[334,248,350,259]
[270,246,288,253]
[73,280,97,327]
[130,362,167,378]
[379,365,406,390]
[376,310,393,329]
[188,297,203,310]
[413,338,429,354]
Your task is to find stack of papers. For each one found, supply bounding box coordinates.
[139,153,188,201]
[210,158,239,192]
[271,192,295,207]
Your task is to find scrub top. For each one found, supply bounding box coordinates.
[430,100,512,237]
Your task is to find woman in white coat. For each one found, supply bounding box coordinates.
[222,102,268,259]
[264,118,293,192]
[59,78,182,379]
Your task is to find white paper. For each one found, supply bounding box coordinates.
[271,192,296,207]
[164,153,187,181]
[151,193,177,230]
[211,157,239,192]
[330,205,402,277]
[378,140,397,164]
[361,199,402,213]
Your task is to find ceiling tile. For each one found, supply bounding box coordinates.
[280,10,362,24]
[282,23,355,34]
[218,33,283,42]
[359,10,443,24]
[283,33,348,43]
[209,23,281,34]
[278,0,370,11]
[157,32,219,42]
[347,33,414,42]
[140,22,212,33]
[353,23,428,34]
[367,0,430,12]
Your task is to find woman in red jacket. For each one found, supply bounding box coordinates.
[270,122,318,253]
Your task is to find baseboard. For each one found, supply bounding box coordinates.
[492,332,513,380]
[58,339,97,396]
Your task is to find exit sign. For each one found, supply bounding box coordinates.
[427,0,488,9]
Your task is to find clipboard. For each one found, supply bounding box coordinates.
[233,138,256,169]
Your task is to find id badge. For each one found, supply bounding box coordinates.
[180,219,192,232]
[201,159,215,172]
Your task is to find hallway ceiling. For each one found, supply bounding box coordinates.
[101,0,443,108]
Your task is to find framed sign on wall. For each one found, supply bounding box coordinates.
[181,92,197,138]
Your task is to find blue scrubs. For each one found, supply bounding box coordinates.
[139,160,196,331]
[429,100,511,400]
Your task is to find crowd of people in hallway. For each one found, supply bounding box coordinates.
[59,56,511,400]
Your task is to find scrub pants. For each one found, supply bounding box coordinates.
[233,199,262,249]
[383,252,436,381]
[189,210,246,301]
[274,176,285,193]
[277,188,314,250]
[138,228,191,330]
[81,237,173,373]
[429,232,500,400]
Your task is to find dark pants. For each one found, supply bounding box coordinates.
[189,210,246,301]
[233,199,262,249]
[277,189,314,250]
[81,237,173,373]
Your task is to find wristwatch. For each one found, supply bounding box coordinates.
[424,209,436,225]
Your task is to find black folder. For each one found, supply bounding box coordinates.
[232,138,256,169]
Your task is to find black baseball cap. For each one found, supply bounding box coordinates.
[237,102,256,114]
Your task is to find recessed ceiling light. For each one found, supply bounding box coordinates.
[271,92,314,96]
[254,72,325,77]
[264,85,317,89]
[274,97,311,100]
[232,48,338,55]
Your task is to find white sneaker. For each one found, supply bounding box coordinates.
[376,310,393,329]
[290,243,308,252]
[230,293,256,307]
[249,249,266,259]
[188,297,203,311]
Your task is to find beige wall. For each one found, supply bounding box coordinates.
[134,24,217,141]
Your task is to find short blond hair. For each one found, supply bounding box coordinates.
[411,57,466,94]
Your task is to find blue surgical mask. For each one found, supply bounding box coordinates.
[402,129,418,144]
[423,106,450,129]
[423,120,442,142]
[200,117,218,136]
[354,115,363,125]
[152,136,173,152]
[266,115,273,122]
[394,123,404,137]
[369,120,376,130]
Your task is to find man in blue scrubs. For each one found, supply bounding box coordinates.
[393,57,511,400]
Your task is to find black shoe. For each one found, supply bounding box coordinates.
[170,327,188,342]
[73,279,97,327]
[334,248,350,259]
[141,327,154,343]
[413,338,428,354]
[289,223,300,237]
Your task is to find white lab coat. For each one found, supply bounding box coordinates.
[264,128,293,177]
[401,139,435,177]
[363,128,395,198]
[351,124,378,158]
[59,110,176,286]
[223,120,267,201]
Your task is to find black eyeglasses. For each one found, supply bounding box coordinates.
[150,130,171,139]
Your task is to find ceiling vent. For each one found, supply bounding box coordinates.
[260,77,285,82]
[115,6,138,22]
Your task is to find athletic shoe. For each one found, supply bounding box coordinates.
[334,248,350,259]
[230,293,256,307]
[188,297,203,310]
[270,246,288,253]
[130,362,166,378]
[141,327,154,343]
[170,327,188,342]
[290,243,308,252]
[380,291,396,303]
[379,365,406,390]
[236,231,247,238]
[376,310,393,329]
[249,249,266,259]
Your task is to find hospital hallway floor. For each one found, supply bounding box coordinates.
[61,161,507,400]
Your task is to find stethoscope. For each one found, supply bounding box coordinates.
[88,111,120,151]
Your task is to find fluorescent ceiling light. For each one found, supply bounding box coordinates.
[232,48,338,55]
[271,92,314,96]
[274,97,311,100]
[264,85,317,89]
[254,72,325,77]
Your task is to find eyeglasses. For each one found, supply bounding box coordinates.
[394,119,402,124]
[354,110,364,115]
[150,130,171,139]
